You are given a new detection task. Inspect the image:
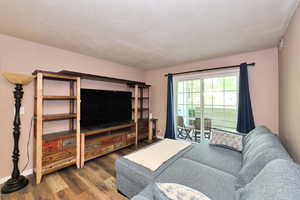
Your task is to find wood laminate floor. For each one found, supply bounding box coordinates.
[1,141,157,200]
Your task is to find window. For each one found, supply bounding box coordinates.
[175,70,238,140]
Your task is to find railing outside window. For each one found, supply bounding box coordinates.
[175,70,239,141]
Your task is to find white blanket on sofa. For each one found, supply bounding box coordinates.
[124,139,191,171]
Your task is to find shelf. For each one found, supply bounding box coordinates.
[132,108,149,112]
[33,70,78,81]
[42,113,77,121]
[81,122,135,137]
[43,96,77,100]
[132,97,149,100]
[43,130,76,141]
[128,84,151,88]
[59,70,146,86]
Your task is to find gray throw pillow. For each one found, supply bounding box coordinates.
[236,147,291,189]
[237,159,300,200]
[153,183,211,200]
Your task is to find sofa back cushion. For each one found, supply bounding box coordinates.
[243,133,283,164]
[237,128,291,189]
[236,147,291,188]
[242,126,270,154]
[236,159,300,200]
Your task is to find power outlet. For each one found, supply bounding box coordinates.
[14,107,25,115]
[20,107,25,115]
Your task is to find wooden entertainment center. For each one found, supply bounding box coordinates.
[33,70,157,184]
[80,122,136,167]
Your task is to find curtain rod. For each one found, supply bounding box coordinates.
[164,62,255,77]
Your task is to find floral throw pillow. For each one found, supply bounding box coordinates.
[154,183,211,200]
[209,129,243,152]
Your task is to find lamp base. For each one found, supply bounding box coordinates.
[1,175,28,194]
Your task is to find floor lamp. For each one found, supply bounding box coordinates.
[1,72,35,194]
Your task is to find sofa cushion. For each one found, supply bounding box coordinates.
[153,183,211,200]
[237,159,300,200]
[182,143,242,176]
[156,158,236,200]
[236,146,292,189]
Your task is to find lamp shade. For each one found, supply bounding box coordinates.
[2,72,35,85]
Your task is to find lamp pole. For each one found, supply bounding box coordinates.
[1,84,29,194]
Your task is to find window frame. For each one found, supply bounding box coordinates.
[173,69,240,134]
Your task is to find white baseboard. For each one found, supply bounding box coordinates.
[0,169,33,185]
[156,135,164,140]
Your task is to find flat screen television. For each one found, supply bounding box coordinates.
[80,89,132,129]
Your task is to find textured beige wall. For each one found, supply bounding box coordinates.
[146,48,279,138]
[279,5,300,163]
[0,34,145,179]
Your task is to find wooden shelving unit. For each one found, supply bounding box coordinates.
[33,71,80,184]
[32,69,154,170]
[129,84,153,141]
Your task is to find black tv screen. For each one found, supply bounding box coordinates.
[80,89,132,128]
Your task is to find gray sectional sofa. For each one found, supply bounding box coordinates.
[116,126,300,200]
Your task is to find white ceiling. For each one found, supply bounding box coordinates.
[0,1,299,69]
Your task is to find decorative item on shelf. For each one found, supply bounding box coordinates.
[1,72,35,194]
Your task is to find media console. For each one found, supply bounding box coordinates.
[80,122,136,167]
